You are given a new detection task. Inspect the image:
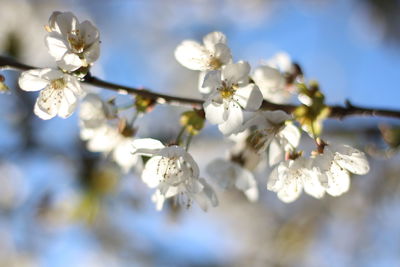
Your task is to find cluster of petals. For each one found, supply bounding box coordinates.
[252,53,295,104]
[45,11,100,71]
[79,94,138,172]
[18,11,100,120]
[18,68,82,119]
[132,138,218,211]
[239,110,300,156]
[202,61,263,135]
[267,143,370,202]
[175,31,231,72]
[313,144,370,196]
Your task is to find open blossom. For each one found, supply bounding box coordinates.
[202,61,263,135]
[241,110,300,157]
[132,138,218,211]
[175,31,232,71]
[45,11,100,71]
[313,144,370,197]
[81,124,140,173]
[207,158,258,202]
[18,68,82,120]
[268,157,326,203]
[79,94,117,130]
[79,95,139,172]
[253,52,297,104]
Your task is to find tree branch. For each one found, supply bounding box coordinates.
[1,55,400,119]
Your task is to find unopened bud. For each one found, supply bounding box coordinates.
[180,110,205,135]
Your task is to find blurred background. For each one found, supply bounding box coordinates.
[1,0,400,266]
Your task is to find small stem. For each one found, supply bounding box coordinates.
[175,126,186,146]
[185,133,193,151]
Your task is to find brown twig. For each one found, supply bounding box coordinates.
[1,55,400,119]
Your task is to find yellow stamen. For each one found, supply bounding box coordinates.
[50,78,67,90]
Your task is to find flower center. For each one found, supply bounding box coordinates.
[218,81,237,99]
[67,30,85,53]
[208,57,222,70]
[50,78,67,90]
[157,157,187,185]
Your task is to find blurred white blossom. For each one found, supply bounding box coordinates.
[253,52,295,104]
[175,31,232,71]
[207,158,258,202]
[240,110,300,158]
[314,144,370,197]
[268,156,325,203]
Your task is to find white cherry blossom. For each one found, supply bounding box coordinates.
[45,11,100,71]
[175,31,232,71]
[80,124,139,173]
[313,144,370,197]
[207,158,258,202]
[132,138,218,211]
[202,61,263,135]
[79,94,117,132]
[267,157,325,203]
[241,110,300,158]
[18,68,82,120]
[252,65,290,104]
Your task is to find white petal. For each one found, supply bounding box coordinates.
[193,178,219,211]
[57,87,79,119]
[302,168,325,199]
[49,11,78,36]
[83,40,100,64]
[34,87,62,120]
[179,148,200,178]
[234,84,263,111]
[203,31,227,48]
[79,20,99,45]
[142,157,163,188]
[45,32,68,60]
[267,52,292,73]
[204,96,225,124]
[218,102,244,135]
[222,61,250,85]
[151,190,166,211]
[252,65,289,104]
[174,40,210,71]
[57,53,82,71]
[212,43,232,65]
[18,69,53,92]
[86,126,121,153]
[267,163,286,192]
[202,70,222,92]
[325,162,351,196]
[234,166,259,202]
[332,145,370,175]
[34,101,55,120]
[277,179,302,203]
[113,138,139,173]
[198,71,212,96]
[280,123,301,148]
[265,110,291,124]
[268,139,284,166]
[132,138,164,156]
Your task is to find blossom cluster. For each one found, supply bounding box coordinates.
[175,32,370,203]
[13,12,371,211]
